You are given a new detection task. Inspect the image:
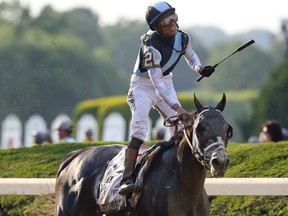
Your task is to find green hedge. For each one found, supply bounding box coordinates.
[73,90,258,142]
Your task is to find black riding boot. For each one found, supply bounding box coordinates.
[118,148,138,195]
[118,137,143,195]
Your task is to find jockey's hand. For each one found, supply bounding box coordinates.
[172,104,189,119]
[199,65,215,77]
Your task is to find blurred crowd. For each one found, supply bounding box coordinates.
[31,120,94,145]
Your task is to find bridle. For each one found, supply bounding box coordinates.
[183,128,226,170]
[164,109,227,170]
[183,128,207,169]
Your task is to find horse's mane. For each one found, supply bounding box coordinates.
[176,111,197,163]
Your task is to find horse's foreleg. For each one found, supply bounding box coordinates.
[194,188,209,216]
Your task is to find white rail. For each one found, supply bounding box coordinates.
[1,178,288,196]
[0,178,55,195]
[205,178,288,196]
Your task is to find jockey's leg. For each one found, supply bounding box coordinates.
[118,137,143,195]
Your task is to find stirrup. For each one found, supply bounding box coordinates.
[118,178,135,195]
[118,182,136,195]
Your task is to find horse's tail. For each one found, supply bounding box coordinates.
[56,148,88,177]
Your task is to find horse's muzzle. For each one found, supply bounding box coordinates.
[210,148,229,177]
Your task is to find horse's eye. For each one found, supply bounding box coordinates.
[227,124,233,138]
[197,123,208,135]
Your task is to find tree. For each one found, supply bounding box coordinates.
[63,8,103,48]
[101,19,147,75]
[0,21,127,124]
[197,41,276,91]
[30,5,66,34]
[249,60,288,135]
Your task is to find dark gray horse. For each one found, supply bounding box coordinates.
[55,94,232,216]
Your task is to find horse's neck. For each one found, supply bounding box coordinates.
[179,146,207,192]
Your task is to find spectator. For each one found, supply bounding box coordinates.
[84,129,94,142]
[31,130,52,145]
[151,127,166,140]
[282,128,288,140]
[55,120,76,143]
[260,120,284,142]
[247,135,259,143]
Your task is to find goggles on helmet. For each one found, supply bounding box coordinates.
[157,13,178,27]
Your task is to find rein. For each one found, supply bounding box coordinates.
[163,115,181,140]
[183,129,209,169]
[164,114,210,169]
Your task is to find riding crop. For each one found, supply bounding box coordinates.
[197,39,255,82]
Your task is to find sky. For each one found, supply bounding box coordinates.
[16,0,288,35]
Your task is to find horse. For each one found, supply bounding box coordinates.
[54,93,233,216]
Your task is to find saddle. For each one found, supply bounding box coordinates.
[97,143,167,214]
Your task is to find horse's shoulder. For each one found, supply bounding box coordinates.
[57,148,88,177]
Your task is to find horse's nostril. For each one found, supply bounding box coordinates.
[212,156,229,170]
[226,159,230,168]
[212,158,220,169]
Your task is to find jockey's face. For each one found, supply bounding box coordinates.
[156,12,178,37]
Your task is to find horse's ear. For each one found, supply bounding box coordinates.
[215,93,226,112]
[194,93,204,112]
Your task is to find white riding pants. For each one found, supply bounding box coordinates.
[127,74,179,142]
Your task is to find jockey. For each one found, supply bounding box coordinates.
[118,1,215,195]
